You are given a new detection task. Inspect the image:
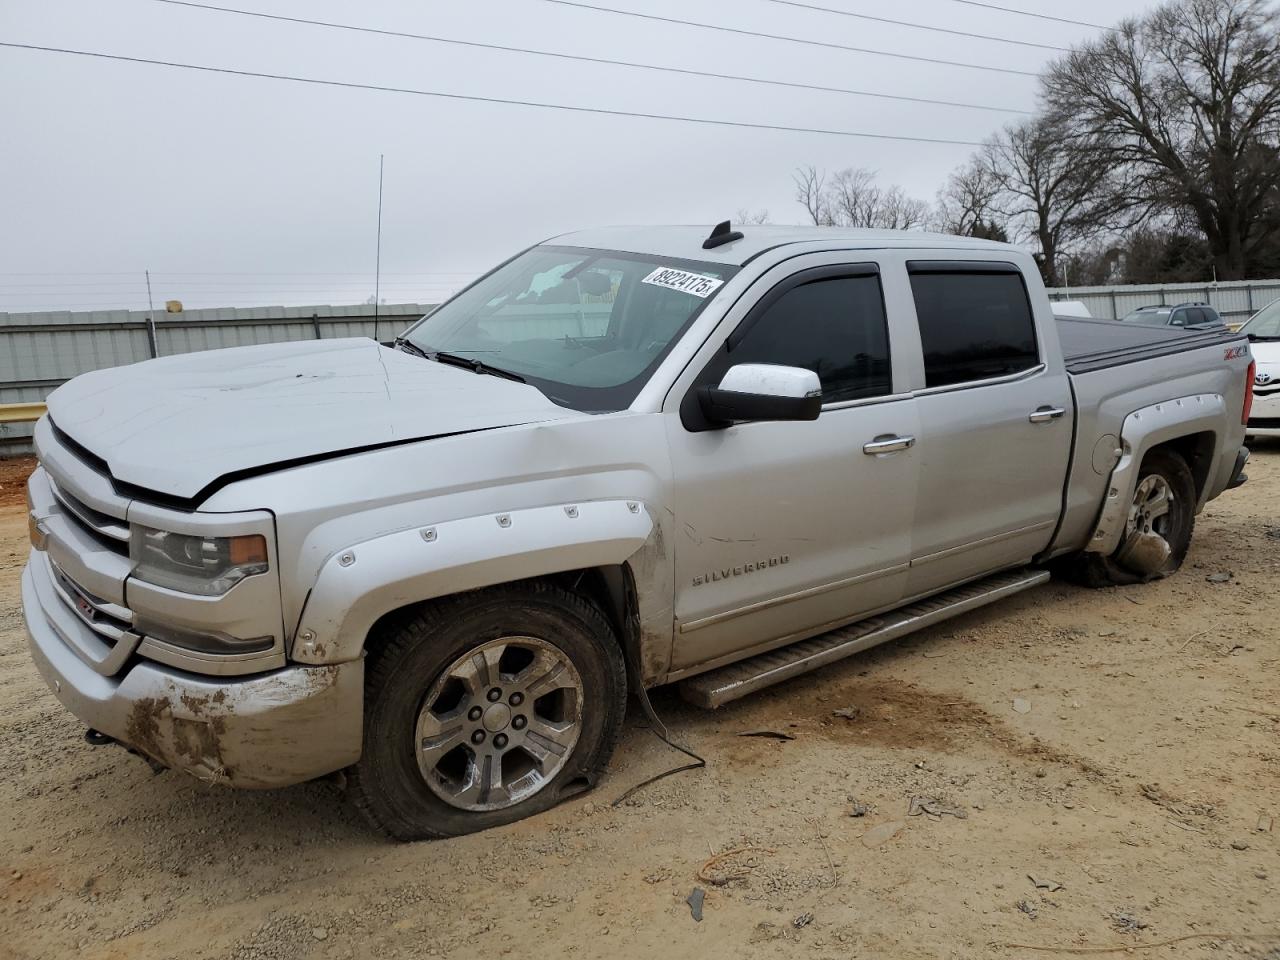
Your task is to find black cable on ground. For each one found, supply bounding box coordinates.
[611,643,706,807]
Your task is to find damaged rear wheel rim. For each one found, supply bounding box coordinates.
[1116,474,1176,574]
[415,636,584,812]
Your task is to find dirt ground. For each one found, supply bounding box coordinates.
[2,449,1278,960]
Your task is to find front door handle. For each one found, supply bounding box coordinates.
[1029,406,1066,424]
[862,434,916,455]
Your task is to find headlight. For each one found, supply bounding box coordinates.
[130,526,269,596]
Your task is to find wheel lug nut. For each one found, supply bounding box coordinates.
[509,692,524,707]
[487,688,502,702]
[471,730,486,745]
[494,733,508,749]
[468,706,483,721]
[512,715,527,730]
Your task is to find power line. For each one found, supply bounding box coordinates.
[944,0,1110,31]
[0,42,988,146]
[535,0,1041,77]
[760,0,1068,51]
[147,0,1030,115]
[0,279,469,287]
[0,271,475,276]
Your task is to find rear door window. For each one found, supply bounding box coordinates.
[907,264,1040,388]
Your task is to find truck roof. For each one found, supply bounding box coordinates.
[546,224,1015,266]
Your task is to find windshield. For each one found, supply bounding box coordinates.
[1121,307,1172,325]
[401,245,737,411]
[1244,298,1280,339]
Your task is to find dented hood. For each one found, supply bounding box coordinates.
[45,337,577,500]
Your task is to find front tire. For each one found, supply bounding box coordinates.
[1057,448,1196,588]
[349,581,627,840]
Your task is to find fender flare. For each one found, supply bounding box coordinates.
[292,499,656,664]
[1085,393,1223,556]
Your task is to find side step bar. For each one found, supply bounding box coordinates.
[678,567,1049,709]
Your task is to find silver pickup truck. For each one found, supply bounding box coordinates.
[22,224,1254,839]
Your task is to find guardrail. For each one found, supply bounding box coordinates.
[0,402,46,425]
[0,302,438,456]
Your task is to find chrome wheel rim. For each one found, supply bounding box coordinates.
[415,636,584,812]
[1128,474,1174,540]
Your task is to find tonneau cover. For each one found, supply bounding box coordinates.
[1056,316,1245,374]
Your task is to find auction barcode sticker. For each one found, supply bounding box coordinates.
[642,267,725,299]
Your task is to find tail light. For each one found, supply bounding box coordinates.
[1243,360,1255,425]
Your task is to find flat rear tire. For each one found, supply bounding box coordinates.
[1056,448,1196,588]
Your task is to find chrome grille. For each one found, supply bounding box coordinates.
[48,475,130,551]
[49,560,134,647]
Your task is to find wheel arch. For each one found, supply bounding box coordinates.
[293,500,674,684]
[1149,430,1216,502]
[1085,393,1224,556]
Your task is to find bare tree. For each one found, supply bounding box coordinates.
[793,166,831,225]
[793,166,930,230]
[936,158,1006,237]
[735,208,772,225]
[978,118,1120,286]
[1044,0,1280,279]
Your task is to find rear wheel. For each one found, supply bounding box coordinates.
[1057,448,1196,588]
[349,582,627,840]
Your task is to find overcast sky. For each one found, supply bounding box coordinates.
[1,0,1157,312]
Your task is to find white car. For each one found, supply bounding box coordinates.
[1243,298,1280,438]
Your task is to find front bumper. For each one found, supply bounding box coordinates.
[22,554,363,789]
[1247,387,1280,436]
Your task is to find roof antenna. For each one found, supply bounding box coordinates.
[702,219,744,250]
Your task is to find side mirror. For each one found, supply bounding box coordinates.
[698,363,822,426]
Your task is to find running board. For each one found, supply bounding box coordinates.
[677,567,1049,709]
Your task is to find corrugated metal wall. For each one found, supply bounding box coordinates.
[1,302,434,454]
[1046,278,1280,324]
[6,279,1280,456]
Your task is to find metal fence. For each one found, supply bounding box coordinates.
[0,302,435,454]
[7,279,1280,456]
[1046,278,1280,324]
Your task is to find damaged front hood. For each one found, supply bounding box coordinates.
[46,337,578,500]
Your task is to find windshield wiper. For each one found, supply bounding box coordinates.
[427,350,526,383]
[396,337,527,384]
[393,337,431,360]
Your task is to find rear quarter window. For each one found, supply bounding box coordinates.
[908,266,1040,388]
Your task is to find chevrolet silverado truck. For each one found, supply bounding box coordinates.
[22,224,1254,840]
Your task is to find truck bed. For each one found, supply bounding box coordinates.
[1057,316,1245,375]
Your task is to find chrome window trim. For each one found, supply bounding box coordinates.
[910,362,1046,398]
[821,390,913,413]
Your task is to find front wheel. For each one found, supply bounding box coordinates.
[1057,448,1196,588]
[349,582,627,840]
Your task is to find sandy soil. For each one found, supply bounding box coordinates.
[2,448,1278,960]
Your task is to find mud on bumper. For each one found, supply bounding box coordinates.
[22,558,363,789]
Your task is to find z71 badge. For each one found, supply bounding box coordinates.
[1224,345,1250,361]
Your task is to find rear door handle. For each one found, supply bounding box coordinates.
[1029,406,1066,424]
[862,434,916,455]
